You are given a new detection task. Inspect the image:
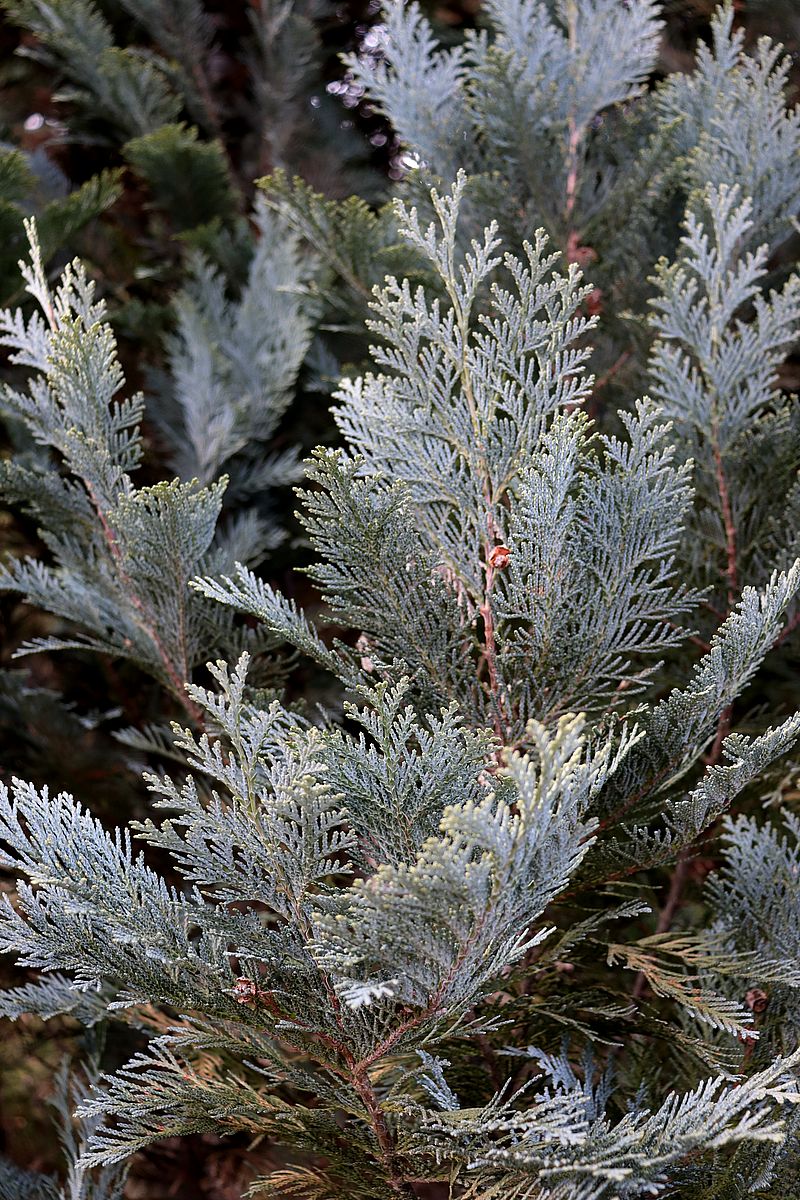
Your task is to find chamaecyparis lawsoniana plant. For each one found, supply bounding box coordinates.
[0,0,380,279]
[3,0,798,740]
[0,209,311,732]
[2,167,800,1199]
[266,0,800,411]
[0,0,375,826]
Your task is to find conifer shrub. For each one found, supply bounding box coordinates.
[1,2,800,1197]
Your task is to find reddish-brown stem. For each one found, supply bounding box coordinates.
[563,1,582,228]
[351,1069,416,1197]
[711,428,738,611]
[667,621,711,653]
[479,503,509,746]
[277,854,514,1194]
[479,572,505,744]
[593,350,632,395]
[587,350,632,421]
[266,914,417,1194]
[243,985,418,1194]
[655,852,693,936]
[739,1033,756,1075]
[297,918,420,1194]
[355,1004,438,1075]
[703,705,732,768]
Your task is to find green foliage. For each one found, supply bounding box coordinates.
[648,183,800,609]
[1,0,181,139]
[124,124,237,232]
[261,169,403,322]
[2,3,800,1198]
[154,197,313,497]
[115,0,218,132]
[0,0,377,442]
[200,178,699,734]
[274,0,800,399]
[705,810,800,1057]
[0,226,290,717]
[0,650,797,1196]
[658,4,800,252]
[424,1047,800,1200]
[0,147,121,301]
[0,1060,127,1199]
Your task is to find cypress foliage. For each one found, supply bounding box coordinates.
[1,2,800,1197]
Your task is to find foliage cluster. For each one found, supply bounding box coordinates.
[1,2,800,1198]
